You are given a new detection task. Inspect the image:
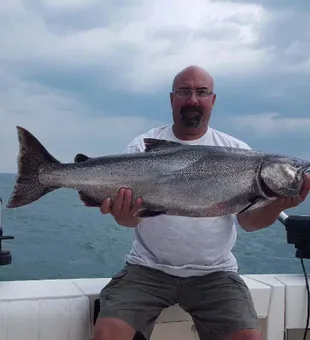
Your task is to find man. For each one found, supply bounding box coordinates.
[93,65,310,340]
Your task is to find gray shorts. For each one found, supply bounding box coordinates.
[97,263,261,340]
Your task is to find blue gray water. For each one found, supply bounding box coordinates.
[0,173,309,282]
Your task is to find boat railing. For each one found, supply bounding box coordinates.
[0,197,14,266]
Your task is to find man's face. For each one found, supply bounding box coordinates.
[170,69,216,132]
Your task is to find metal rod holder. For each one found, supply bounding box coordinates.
[277,211,288,226]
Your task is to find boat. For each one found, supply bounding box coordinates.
[0,198,309,340]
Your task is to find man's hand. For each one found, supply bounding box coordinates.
[100,188,143,227]
[237,173,310,232]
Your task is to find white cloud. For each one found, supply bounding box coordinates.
[231,112,310,137]
[0,67,165,173]
[250,5,310,74]
[0,0,272,93]
[41,0,92,8]
[0,0,309,173]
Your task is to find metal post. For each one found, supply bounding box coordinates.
[277,211,288,226]
[0,198,2,252]
[0,197,14,265]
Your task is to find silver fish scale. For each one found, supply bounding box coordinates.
[37,144,309,217]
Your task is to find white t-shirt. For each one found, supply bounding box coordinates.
[124,124,251,277]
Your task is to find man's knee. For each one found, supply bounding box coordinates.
[94,317,136,340]
[226,329,263,340]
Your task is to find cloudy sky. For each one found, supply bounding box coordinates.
[0,0,309,173]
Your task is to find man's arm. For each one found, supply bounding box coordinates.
[237,200,285,232]
[237,174,310,232]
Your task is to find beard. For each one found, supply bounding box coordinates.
[180,105,203,128]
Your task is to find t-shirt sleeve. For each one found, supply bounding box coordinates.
[124,136,145,154]
[238,141,251,150]
[230,138,251,150]
[125,143,141,154]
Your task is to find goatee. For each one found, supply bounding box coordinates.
[180,105,203,128]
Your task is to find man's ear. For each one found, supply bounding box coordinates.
[170,92,173,107]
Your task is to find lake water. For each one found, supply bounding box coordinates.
[0,173,309,281]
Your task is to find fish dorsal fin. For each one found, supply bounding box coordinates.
[74,153,90,163]
[143,138,182,152]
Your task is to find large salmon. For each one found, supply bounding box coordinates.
[6,126,310,218]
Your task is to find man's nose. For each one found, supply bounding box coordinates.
[187,91,199,105]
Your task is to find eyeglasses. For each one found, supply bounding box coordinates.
[172,88,214,98]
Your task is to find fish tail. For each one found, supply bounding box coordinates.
[6,126,61,209]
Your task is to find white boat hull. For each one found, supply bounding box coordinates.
[0,273,309,339]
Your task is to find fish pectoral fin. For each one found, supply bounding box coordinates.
[237,197,271,214]
[143,138,182,152]
[78,191,101,207]
[135,208,166,218]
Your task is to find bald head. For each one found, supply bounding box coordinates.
[172,65,214,91]
[170,65,216,140]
